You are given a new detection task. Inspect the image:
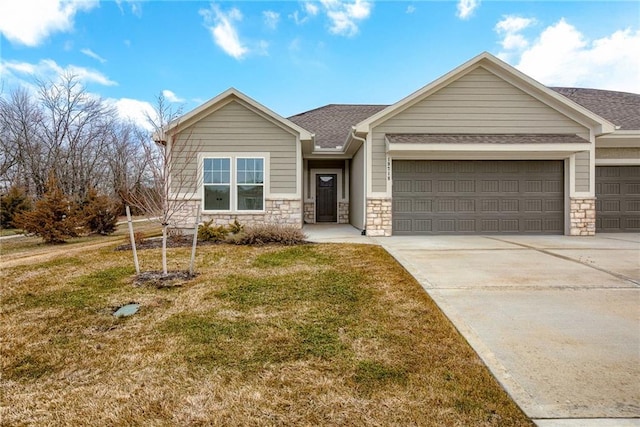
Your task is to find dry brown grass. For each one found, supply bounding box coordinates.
[1,241,533,426]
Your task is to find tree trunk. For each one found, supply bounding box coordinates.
[126,206,140,274]
[162,224,168,276]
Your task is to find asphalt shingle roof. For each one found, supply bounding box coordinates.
[551,87,640,130]
[288,104,387,148]
[287,88,639,149]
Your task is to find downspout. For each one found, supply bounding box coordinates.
[351,127,367,235]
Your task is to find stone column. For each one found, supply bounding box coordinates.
[366,198,392,236]
[569,197,596,236]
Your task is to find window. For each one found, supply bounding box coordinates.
[203,158,230,210]
[237,158,264,210]
[203,156,265,211]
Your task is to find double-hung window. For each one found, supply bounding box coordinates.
[203,156,265,211]
[236,158,264,210]
[203,158,231,210]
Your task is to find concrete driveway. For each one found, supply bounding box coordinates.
[375,233,640,427]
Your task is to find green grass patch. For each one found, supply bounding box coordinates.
[354,360,408,394]
[4,355,57,381]
[17,266,135,310]
[252,245,331,268]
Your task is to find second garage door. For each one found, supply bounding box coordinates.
[596,165,640,232]
[392,160,564,235]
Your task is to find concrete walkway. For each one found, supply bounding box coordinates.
[304,225,640,426]
[303,224,375,244]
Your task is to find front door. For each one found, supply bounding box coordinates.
[316,174,337,222]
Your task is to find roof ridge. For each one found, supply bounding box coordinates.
[288,103,389,119]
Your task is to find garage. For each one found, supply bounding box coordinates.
[595,166,640,232]
[392,160,564,235]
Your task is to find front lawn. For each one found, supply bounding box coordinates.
[1,241,532,426]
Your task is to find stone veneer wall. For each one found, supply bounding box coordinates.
[570,197,596,236]
[170,199,302,229]
[366,198,392,236]
[303,201,349,224]
[339,202,349,224]
[304,202,315,224]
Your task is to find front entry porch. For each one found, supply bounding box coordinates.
[303,224,372,243]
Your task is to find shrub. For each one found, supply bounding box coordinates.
[228,219,244,234]
[197,220,229,242]
[230,224,307,246]
[80,188,119,235]
[0,186,31,229]
[133,231,146,245]
[13,175,82,243]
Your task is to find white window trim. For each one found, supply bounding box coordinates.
[200,152,270,213]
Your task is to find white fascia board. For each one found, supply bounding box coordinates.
[596,159,640,165]
[388,142,591,154]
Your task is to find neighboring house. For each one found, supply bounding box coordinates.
[161,52,639,236]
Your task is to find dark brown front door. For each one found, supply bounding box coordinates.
[316,174,337,222]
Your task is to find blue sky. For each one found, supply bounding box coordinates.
[1,1,639,128]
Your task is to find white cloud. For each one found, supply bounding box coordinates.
[81,48,107,63]
[0,0,98,47]
[496,18,640,93]
[200,5,248,59]
[305,2,319,16]
[494,16,536,52]
[406,5,416,14]
[263,10,280,30]
[1,59,117,87]
[290,0,371,36]
[116,0,143,17]
[456,0,480,20]
[110,98,156,131]
[321,0,372,36]
[162,89,184,103]
[290,2,318,26]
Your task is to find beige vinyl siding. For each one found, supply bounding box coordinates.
[596,147,640,160]
[575,151,590,192]
[173,100,297,194]
[350,144,365,230]
[370,66,590,192]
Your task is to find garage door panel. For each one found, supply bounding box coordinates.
[628,183,640,194]
[596,166,640,232]
[392,160,564,235]
[414,180,432,192]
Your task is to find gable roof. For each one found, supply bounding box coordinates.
[551,87,640,130]
[353,52,616,136]
[288,104,387,148]
[159,88,313,142]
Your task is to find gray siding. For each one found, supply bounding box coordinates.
[350,145,365,229]
[596,147,640,160]
[173,100,298,194]
[575,151,590,192]
[370,66,591,193]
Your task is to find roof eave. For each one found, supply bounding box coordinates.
[354,52,617,135]
[163,88,314,141]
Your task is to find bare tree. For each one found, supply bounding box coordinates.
[0,87,43,193]
[123,93,202,276]
[35,73,117,199]
[0,74,120,199]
